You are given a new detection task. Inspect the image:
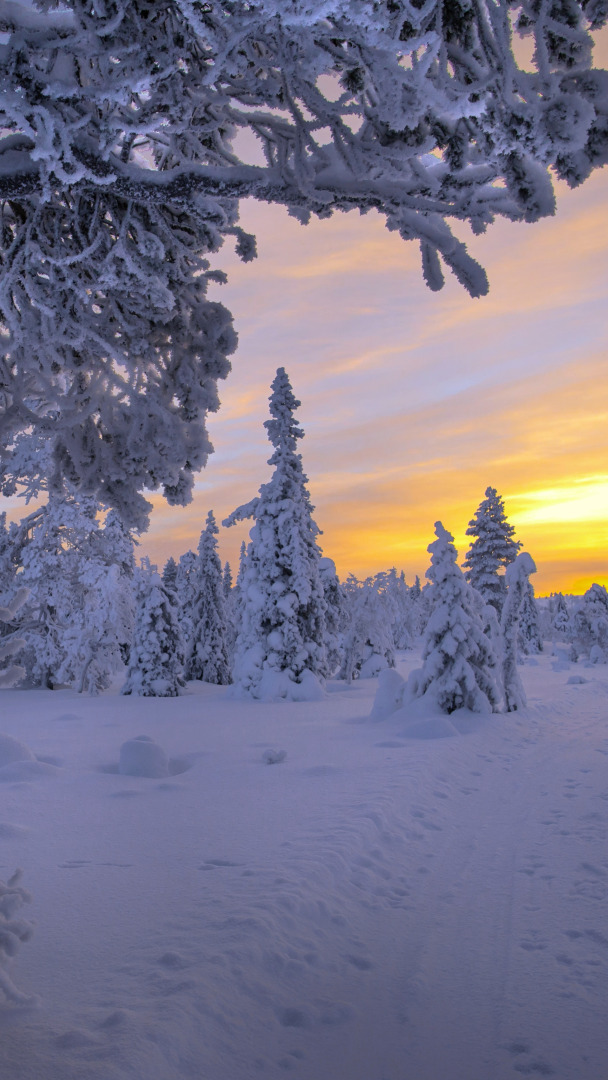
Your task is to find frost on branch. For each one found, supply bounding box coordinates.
[0,869,36,1006]
[0,1,606,520]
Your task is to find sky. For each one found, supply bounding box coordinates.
[138,157,608,598]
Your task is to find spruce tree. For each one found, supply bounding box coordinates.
[518,578,543,656]
[463,487,521,614]
[412,522,501,714]
[501,553,537,710]
[224,368,327,700]
[186,511,231,685]
[122,571,185,697]
[162,556,178,592]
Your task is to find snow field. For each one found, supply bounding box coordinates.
[0,650,607,1079]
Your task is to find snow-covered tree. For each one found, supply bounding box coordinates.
[552,592,571,637]
[319,557,347,678]
[186,511,231,685]
[62,508,137,690]
[122,571,185,698]
[518,577,543,655]
[1,2,606,521]
[224,368,327,700]
[174,550,198,654]
[571,583,608,663]
[501,552,537,711]
[0,870,36,1005]
[0,587,28,689]
[339,579,395,683]
[463,487,522,614]
[411,522,501,714]
[17,493,86,687]
[223,562,233,599]
[162,557,178,593]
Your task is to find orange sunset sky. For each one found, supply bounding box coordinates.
[136,159,608,598]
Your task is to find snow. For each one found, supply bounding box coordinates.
[0,649,608,1079]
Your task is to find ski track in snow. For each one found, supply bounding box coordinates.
[0,653,607,1079]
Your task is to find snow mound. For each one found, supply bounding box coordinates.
[401,715,460,740]
[0,734,35,768]
[567,674,588,685]
[119,737,169,779]
[0,760,60,782]
[370,669,406,720]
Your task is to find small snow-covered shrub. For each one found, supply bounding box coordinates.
[0,870,36,1005]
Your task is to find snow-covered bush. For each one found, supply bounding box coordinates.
[225,369,328,701]
[0,870,35,1005]
[411,522,501,714]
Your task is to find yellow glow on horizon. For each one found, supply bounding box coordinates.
[510,476,608,526]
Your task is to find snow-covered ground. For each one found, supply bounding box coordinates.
[1,649,607,1080]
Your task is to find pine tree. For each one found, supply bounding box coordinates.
[571,584,608,663]
[174,550,198,656]
[224,369,327,700]
[463,487,521,614]
[501,553,537,710]
[552,593,571,637]
[0,588,28,689]
[186,511,231,685]
[223,562,233,599]
[339,579,395,683]
[122,571,185,697]
[518,578,543,656]
[412,522,501,714]
[319,557,347,678]
[162,557,178,592]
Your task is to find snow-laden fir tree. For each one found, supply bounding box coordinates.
[174,550,198,657]
[551,592,572,651]
[463,487,522,614]
[223,562,233,599]
[186,511,231,685]
[518,577,543,656]
[224,369,327,700]
[411,522,501,714]
[339,579,395,683]
[1,2,606,521]
[122,570,185,698]
[0,587,28,689]
[162,557,178,593]
[319,557,347,679]
[17,492,89,688]
[571,584,608,663]
[59,508,137,691]
[501,553,537,711]
[236,542,247,591]
[0,869,36,1005]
